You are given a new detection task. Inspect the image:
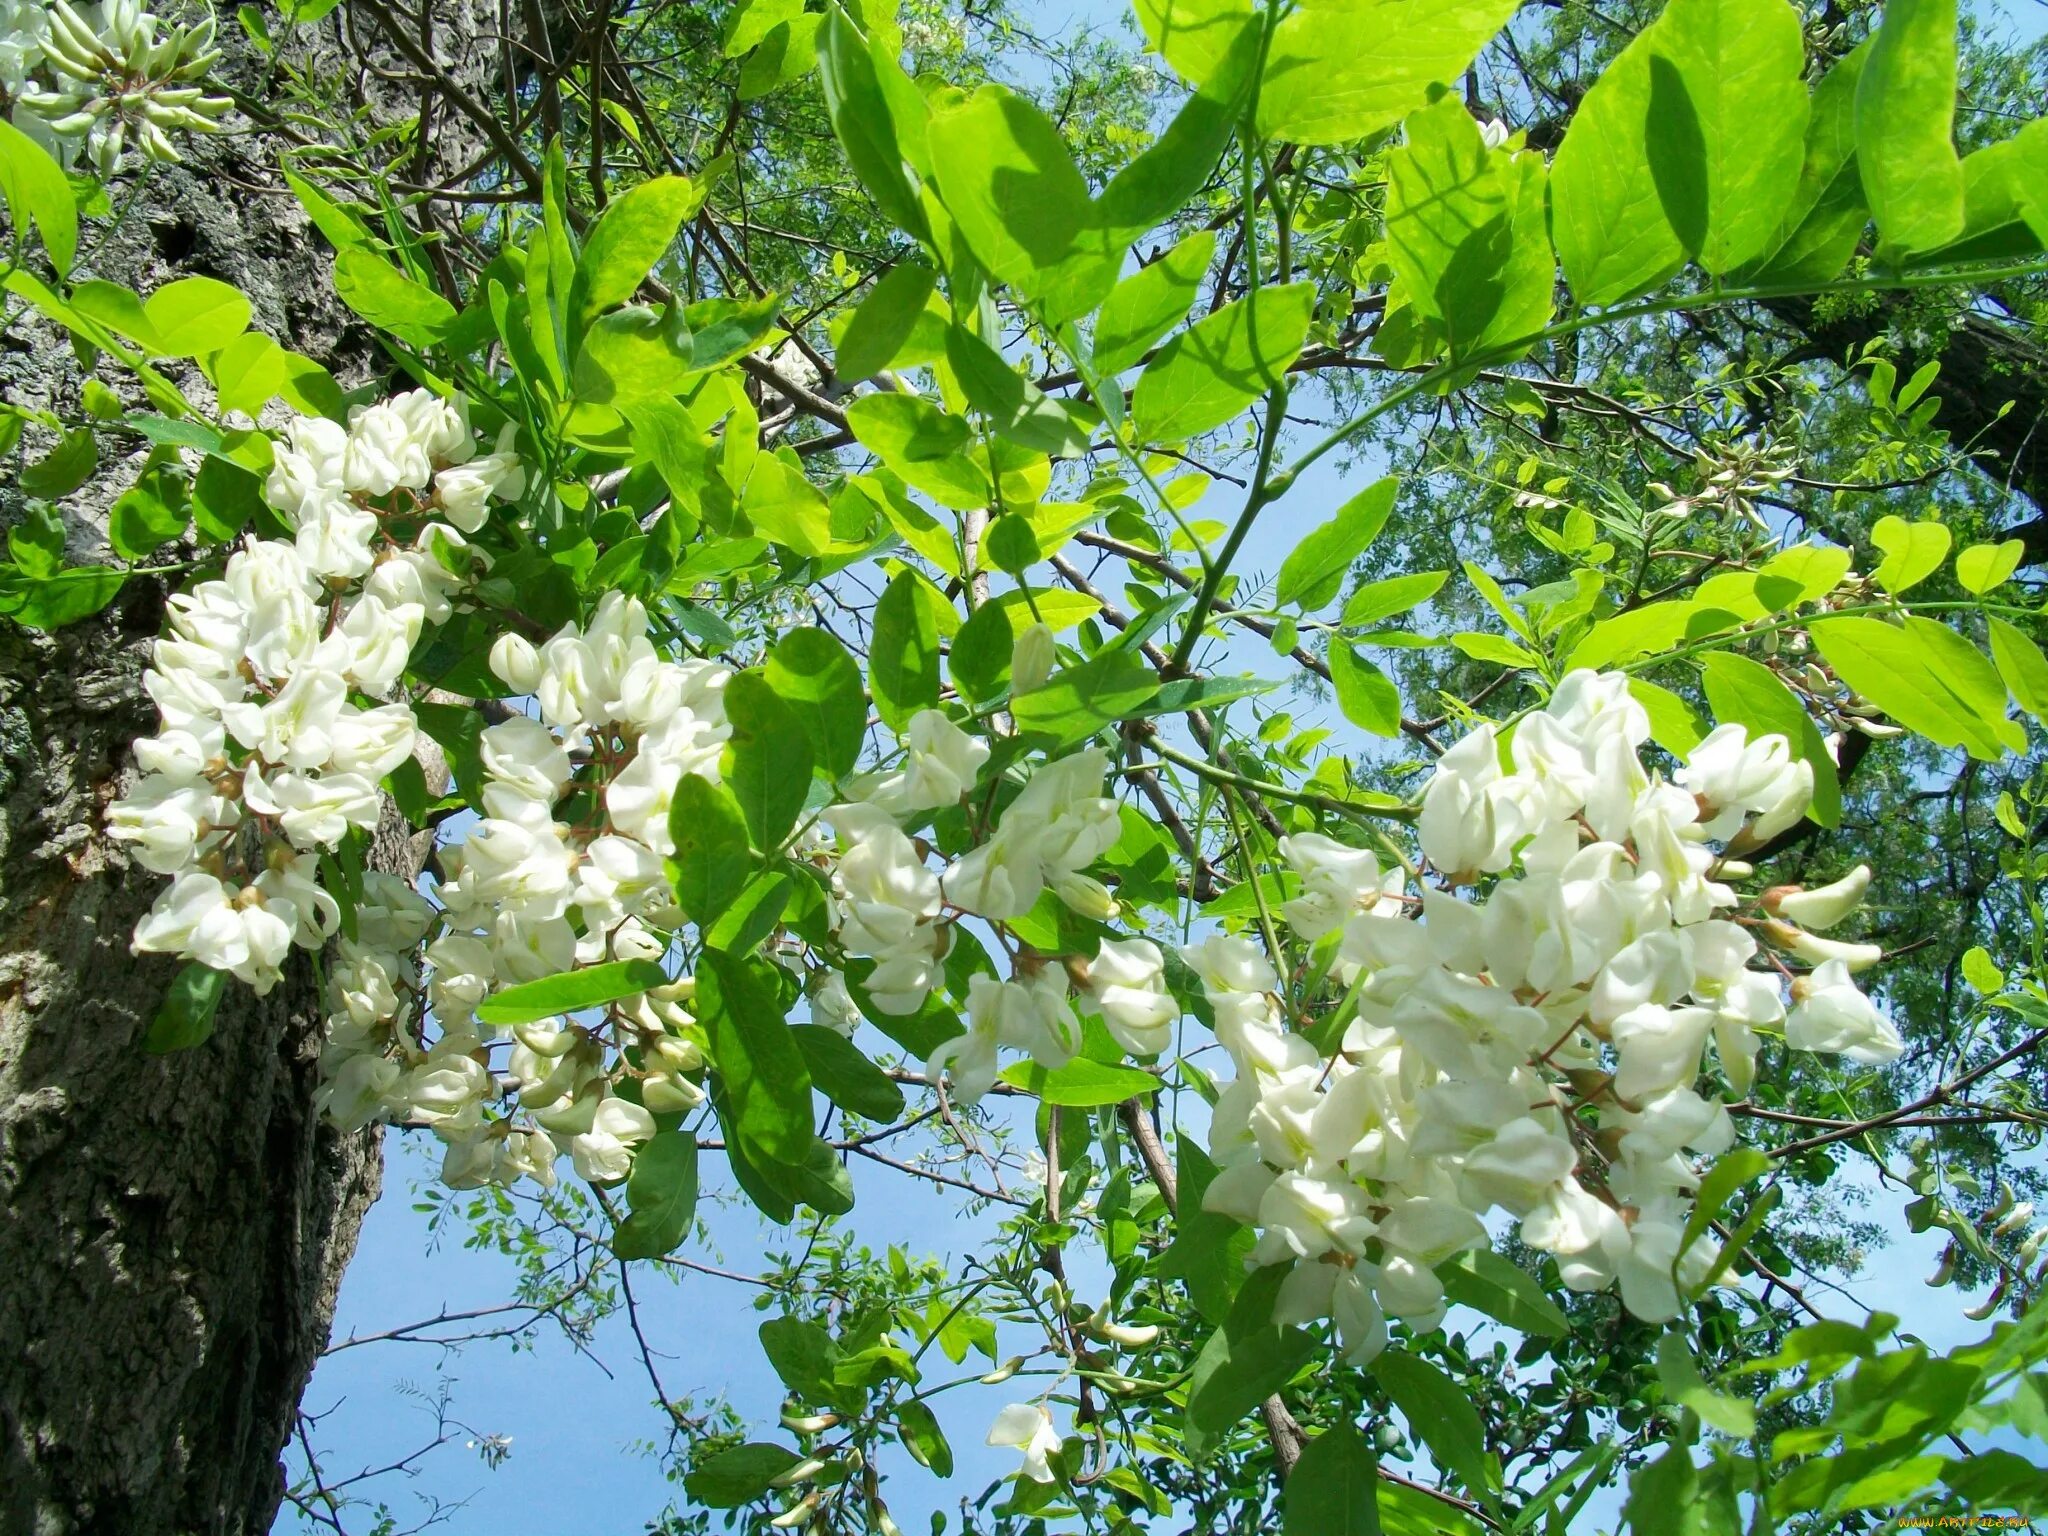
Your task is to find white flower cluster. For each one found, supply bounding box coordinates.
[818,738,1179,1104]
[5,1,232,173]
[1197,670,1901,1353]
[107,391,530,1163]
[327,592,735,1189]
[107,390,513,995]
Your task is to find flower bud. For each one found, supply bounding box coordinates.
[1769,865,1871,932]
[1050,870,1118,922]
[641,1072,704,1113]
[1011,622,1056,695]
[1766,920,1883,973]
[980,1356,1026,1384]
[489,632,543,693]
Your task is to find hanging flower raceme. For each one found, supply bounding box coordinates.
[1196,669,1900,1348]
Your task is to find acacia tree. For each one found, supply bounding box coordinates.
[4,0,2048,1533]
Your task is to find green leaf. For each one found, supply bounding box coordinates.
[1258,0,1519,147]
[109,470,191,559]
[837,261,938,380]
[1550,27,1686,306]
[997,1057,1159,1107]
[143,963,227,1053]
[1697,651,1842,826]
[1286,1420,1381,1536]
[331,251,456,348]
[1186,1264,1317,1434]
[704,870,792,956]
[725,0,804,55]
[1276,476,1396,610]
[684,1442,803,1508]
[1330,642,1403,737]
[792,1025,906,1121]
[897,1399,955,1478]
[1158,1140,1255,1324]
[0,118,78,272]
[1009,646,1160,743]
[1808,615,2023,761]
[1097,15,1260,235]
[1130,281,1315,442]
[5,567,126,630]
[1449,632,1540,668]
[721,670,815,853]
[1655,1333,1759,1437]
[740,452,841,557]
[767,628,867,780]
[870,567,946,730]
[1748,43,1872,285]
[572,307,695,404]
[701,952,815,1172]
[759,1314,838,1400]
[1988,616,2048,721]
[1642,0,1810,273]
[817,5,929,241]
[209,332,286,418]
[1133,0,1254,88]
[142,276,252,357]
[20,429,97,499]
[677,292,783,372]
[475,960,670,1026]
[1092,229,1215,377]
[927,84,1118,323]
[1856,0,1966,254]
[1630,677,1709,756]
[70,280,167,352]
[575,174,703,324]
[612,1131,700,1259]
[1384,97,1552,357]
[1678,1145,1771,1263]
[845,392,989,511]
[1341,570,1448,627]
[1956,539,2024,595]
[1375,1352,1496,1497]
[1438,1249,1567,1337]
[1869,515,1952,595]
[738,13,822,97]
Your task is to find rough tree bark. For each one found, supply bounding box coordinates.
[0,4,491,1531]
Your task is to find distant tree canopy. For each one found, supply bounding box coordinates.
[5,1,2048,1532]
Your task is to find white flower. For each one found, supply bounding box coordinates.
[859,708,990,814]
[1786,960,1903,1064]
[943,749,1120,918]
[1277,833,1384,942]
[986,1403,1062,1484]
[434,423,525,532]
[569,1095,656,1183]
[342,399,436,495]
[1085,937,1177,1055]
[1678,724,1811,841]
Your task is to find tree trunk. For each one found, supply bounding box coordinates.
[0,4,493,1529]
[0,599,383,1536]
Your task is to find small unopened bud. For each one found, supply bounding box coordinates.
[1770,865,1871,932]
[767,1491,822,1527]
[1717,860,1754,879]
[1764,919,1883,973]
[1995,1202,2035,1238]
[489,632,543,693]
[781,1409,840,1434]
[1050,871,1118,922]
[980,1356,1026,1385]
[1011,621,1057,695]
[769,1456,831,1488]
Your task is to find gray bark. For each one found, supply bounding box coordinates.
[0,4,494,1530]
